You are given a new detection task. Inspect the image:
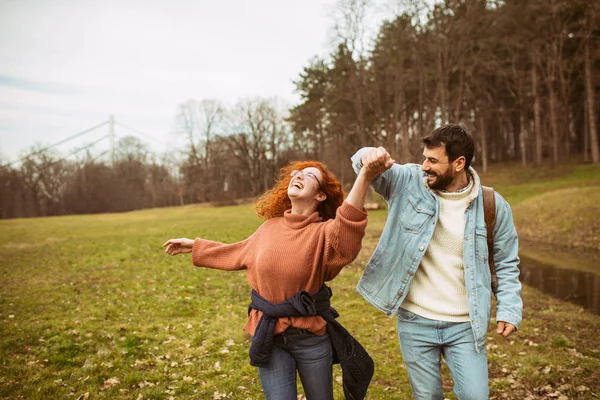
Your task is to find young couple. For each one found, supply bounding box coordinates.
[163,124,523,400]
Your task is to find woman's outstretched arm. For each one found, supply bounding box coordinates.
[322,147,394,279]
[163,226,263,271]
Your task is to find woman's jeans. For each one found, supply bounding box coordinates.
[257,327,333,400]
[397,308,489,400]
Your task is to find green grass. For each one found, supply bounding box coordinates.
[478,161,600,206]
[479,161,600,275]
[1,162,600,399]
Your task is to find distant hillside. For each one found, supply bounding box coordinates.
[479,162,600,273]
[512,187,600,251]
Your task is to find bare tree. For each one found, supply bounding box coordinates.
[582,1,599,163]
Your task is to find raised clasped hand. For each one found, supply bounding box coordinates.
[361,146,395,180]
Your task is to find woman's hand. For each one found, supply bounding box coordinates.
[163,238,194,256]
[346,147,394,210]
[361,146,395,181]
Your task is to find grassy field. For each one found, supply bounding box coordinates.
[1,162,599,399]
[479,162,600,275]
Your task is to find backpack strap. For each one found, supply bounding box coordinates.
[482,186,498,292]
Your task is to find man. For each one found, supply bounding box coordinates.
[352,124,522,399]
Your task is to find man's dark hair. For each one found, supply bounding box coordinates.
[421,124,475,168]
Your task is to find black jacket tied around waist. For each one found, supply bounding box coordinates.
[248,285,374,400]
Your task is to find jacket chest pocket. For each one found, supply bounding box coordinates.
[398,194,434,233]
[475,226,489,262]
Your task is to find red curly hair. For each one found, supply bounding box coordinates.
[255,161,345,221]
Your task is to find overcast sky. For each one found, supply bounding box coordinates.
[0,0,395,163]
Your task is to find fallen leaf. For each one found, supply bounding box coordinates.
[542,366,552,374]
[103,377,120,389]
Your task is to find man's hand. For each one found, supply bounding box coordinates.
[360,146,395,181]
[163,238,194,256]
[496,321,516,337]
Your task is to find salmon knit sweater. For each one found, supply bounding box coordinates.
[191,201,368,337]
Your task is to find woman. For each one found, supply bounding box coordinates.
[163,151,393,400]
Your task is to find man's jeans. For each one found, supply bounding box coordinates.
[257,328,333,400]
[397,308,489,400]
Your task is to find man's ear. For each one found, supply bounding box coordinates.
[454,156,466,172]
[315,192,327,202]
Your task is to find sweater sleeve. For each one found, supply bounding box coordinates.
[322,201,368,281]
[191,224,263,271]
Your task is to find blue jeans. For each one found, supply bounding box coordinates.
[257,328,333,400]
[397,308,489,400]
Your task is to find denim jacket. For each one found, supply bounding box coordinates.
[352,148,523,352]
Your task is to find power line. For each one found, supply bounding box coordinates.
[7,120,108,166]
[6,118,164,168]
[115,121,165,147]
[28,134,112,169]
[91,149,110,163]
[66,134,111,158]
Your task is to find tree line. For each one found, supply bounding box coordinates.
[1,0,599,219]
[289,0,600,175]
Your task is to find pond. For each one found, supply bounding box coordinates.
[519,256,600,315]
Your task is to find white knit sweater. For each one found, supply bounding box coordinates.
[401,172,480,322]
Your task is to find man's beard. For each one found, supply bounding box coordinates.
[427,167,454,191]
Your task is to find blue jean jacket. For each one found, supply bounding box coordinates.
[352,148,523,351]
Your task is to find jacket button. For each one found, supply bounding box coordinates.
[417,206,422,211]
[409,271,414,276]
[419,246,425,251]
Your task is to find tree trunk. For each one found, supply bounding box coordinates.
[350,60,368,147]
[584,39,599,163]
[454,68,465,122]
[399,87,410,163]
[418,65,425,138]
[519,109,528,166]
[584,97,590,162]
[531,60,543,165]
[547,75,560,165]
[479,112,488,173]
[438,50,448,125]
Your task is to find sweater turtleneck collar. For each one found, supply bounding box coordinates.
[283,209,323,229]
[423,166,481,204]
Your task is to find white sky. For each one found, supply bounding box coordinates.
[0,0,395,163]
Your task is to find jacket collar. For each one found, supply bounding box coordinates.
[423,166,481,203]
